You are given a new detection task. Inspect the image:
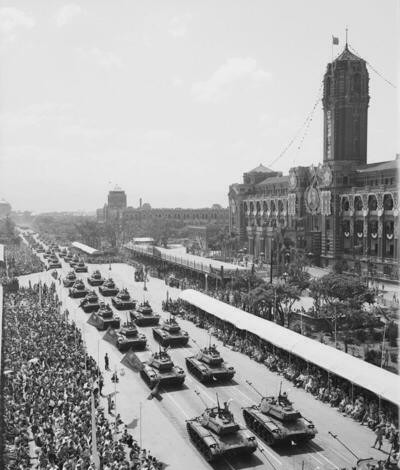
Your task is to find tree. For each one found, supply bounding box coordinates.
[247,282,301,326]
[286,249,311,290]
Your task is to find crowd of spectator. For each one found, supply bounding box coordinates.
[164,298,399,464]
[2,283,163,469]
[3,242,45,279]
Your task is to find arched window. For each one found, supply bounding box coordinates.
[354,196,363,211]
[368,195,377,211]
[342,197,350,212]
[383,194,394,211]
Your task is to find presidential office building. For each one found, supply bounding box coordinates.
[228,44,399,280]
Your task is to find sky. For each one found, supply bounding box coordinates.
[0,0,398,213]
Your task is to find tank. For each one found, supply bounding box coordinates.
[59,248,68,258]
[87,270,105,286]
[47,259,62,270]
[69,279,89,298]
[186,402,257,462]
[69,254,80,267]
[80,291,100,313]
[186,346,235,383]
[64,252,73,262]
[242,390,317,446]
[74,260,88,273]
[111,288,136,310]
[152,317,189,347]
[93,302,120,330]
[43,249,54,259]
[116,322,147,351]
[99,278,119,297]
[63,271,77,287]
[130,301,160,326]
[36,246,44,253]
[140,348,185,388]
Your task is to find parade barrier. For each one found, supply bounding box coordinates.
[178,289,400,407]
[120,349,144,372]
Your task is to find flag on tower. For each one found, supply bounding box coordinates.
[332,36,339,45]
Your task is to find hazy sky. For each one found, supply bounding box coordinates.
[0,0,398,212]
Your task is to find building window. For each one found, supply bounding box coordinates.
[326,219,331,230]
[326,239,330,252]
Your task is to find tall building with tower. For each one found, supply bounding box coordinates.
[229,42,398,280]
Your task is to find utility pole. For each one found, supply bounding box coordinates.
[269,241,273,284]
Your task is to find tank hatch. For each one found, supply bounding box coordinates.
[260,396,302,422]
[201,406,240,435]
[197,346,223,366]
[149,351,173,371]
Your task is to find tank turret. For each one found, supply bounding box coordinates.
[87,270,105,286]
[116,322,147,351]
[69,279,88,298]
[112,288,136,310]
[187,398,257,462]
[152,317,189,347]
[243,382,317,446]
[99,278,119,297]
[186,344,235,383]
[92,302,120,330]
[140,347,185,388]
[130,300,160,326]
[80,291,100,313]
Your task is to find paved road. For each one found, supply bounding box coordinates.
[17,241,386,470]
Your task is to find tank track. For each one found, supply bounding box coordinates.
[186,422,214,462]
[185,358,207,383]
[243,408,275,446]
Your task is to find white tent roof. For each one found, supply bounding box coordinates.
[71,241,99,255]
[0,244,4,263]
[178,289,400,406]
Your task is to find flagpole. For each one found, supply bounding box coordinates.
[139,402,142,448]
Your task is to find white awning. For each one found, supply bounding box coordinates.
[178,289,400,406]
[0,244,4,263]
[71,241,99,255]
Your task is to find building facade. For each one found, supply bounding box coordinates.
[98,190,229,227]
[229,44,399,279]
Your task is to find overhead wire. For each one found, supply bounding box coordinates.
[266,81,323,169]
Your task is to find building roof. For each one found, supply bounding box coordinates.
[178,289,400,406]
[247,164,273,174]
[257,175,289,186]
[132,237,154,243]
[356,160,398,173]
[334,44,363,62]
[0,244,4,263]
[71,241,99,255]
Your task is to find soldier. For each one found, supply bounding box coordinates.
[372,423,385,450]
[104,353,109,371]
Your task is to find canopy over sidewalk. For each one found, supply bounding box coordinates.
[178,289,400,407]
[125,242,249,278]
[0,244,4,264]
[71,241,99,256]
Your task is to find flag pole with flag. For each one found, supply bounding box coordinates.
[332,35,339,62]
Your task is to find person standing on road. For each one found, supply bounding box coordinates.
[372,423,385,450]
[104,353,109,371]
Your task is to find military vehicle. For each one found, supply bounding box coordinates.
[93,302,120,330]
[186,397,257,462]
[74,260,88,273]
[328,432,389,470]
[152,317,189,347]
[63,271,77,287]
[140,347,185,389]
[43,249,54,259]
[69,255,80,267]
[130,300,160,326]
[87,270,105,286]
[116,322,147,351]
[69,279,89,299]
[59,248,68,258]
[185,344,235,383]
[47,258,62,270]
[111,288,136,310]
[242,382,317,446]
[36,246,44,253]
[64,252,73,262]
[99,278,119,297]
[79,291,100,313]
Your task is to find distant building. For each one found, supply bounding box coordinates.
[97,189,228,227]
[0,198,11,219]
[229,44,399,280]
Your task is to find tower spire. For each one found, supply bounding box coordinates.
[345,26,348,47]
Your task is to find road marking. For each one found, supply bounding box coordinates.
[257,443,282,466]
[161,388,190,419]
[308,442,339,468]
[308,452,325,467]
[315,439,352,464]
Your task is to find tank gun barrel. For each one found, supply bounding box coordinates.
[191,338,202,351]
[246,380,264,398]
[328,431,359,460]
[194,389,209,409]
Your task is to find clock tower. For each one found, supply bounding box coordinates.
[322,43,369,164]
